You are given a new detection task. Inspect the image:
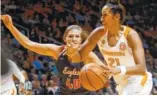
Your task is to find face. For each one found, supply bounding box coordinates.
[101,6,119,29]
[64,29,82,49]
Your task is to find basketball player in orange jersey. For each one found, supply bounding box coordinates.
[79,0,153,95]
[1,15,107,95]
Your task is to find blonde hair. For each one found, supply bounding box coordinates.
[63,25,89,43]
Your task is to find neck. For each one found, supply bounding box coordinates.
[65,48,76,60]
[66,48,81,63]
[108,23,121,37]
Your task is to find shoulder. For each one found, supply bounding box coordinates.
[124,26,142,48]
[92,26,105,32]
[123,25,139,40]
[124,25,137,36]
[49,44,63,50]
[52,45,65,54]
[7,59,21,71]
[54,45,66,59]
[127,27,140,40]
[7,59,16,66]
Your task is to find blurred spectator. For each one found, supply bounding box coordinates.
[47,80,58,94]
[32,55,44,73]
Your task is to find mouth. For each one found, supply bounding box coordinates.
[71,43,79,47]
[67,42,78,47]
[101,21,105,25]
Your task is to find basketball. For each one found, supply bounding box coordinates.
[79,63,109,91]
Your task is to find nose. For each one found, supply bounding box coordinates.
[72,36,77,41]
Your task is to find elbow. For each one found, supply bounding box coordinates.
[132,64,147,75]
[23,40,33,49]
[140,69,146,75]
[139,66,146,75]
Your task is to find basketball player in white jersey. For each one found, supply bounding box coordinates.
[1,52,26,95]
[79,0,153,95]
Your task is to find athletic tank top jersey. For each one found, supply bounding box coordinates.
[55,48,91,95]
[98,25,136,84]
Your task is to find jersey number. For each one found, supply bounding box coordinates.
[66,78,81,89]
[108,58,120,66]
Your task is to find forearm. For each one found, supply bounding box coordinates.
[115,64,146,76]
[125,64,146,75]
[8,24,32,49]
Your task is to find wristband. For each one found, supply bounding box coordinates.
[24,81,32,90]
[117,66,127,75]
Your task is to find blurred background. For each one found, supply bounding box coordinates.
[1,0,157,95]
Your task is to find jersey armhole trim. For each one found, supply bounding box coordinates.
[124,26,131,39]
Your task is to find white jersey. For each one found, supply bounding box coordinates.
[98,25,137,84]
[97,25,153,94]
[1,60,25,95]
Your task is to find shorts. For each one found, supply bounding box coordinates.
[116,72,153,95]
[1,88,17,95]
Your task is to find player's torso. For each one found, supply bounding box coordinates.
[55,53,90,94]
[98,26,136,84]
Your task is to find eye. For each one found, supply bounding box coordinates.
[75,35,81,38]
[68,35,73,38]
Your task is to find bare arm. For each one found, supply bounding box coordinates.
[83,52,105,65]
[1,15,61,60]
[83,52,111,78]
[79,26,106,60]
[125,30,146,75]
[112,30,147,75]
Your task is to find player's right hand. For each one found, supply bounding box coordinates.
[1,15,13,28]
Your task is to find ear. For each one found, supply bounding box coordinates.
[115,13,120,20]
[63,39,66,43]
[80,39,83,43]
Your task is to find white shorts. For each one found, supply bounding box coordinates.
[1,88,17,95]
[116,72,153,95]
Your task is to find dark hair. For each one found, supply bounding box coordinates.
[105,0,126,23]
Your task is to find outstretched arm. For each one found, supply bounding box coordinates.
[79,26,106,61]
[1,15,61,59]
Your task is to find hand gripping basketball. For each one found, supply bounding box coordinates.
[80,63,110,91]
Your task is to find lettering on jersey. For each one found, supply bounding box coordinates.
[66,78,81,89]
[103,50,125,56]
[119,42,126,51]
[63,67,80,77]
[63,67,81,89]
